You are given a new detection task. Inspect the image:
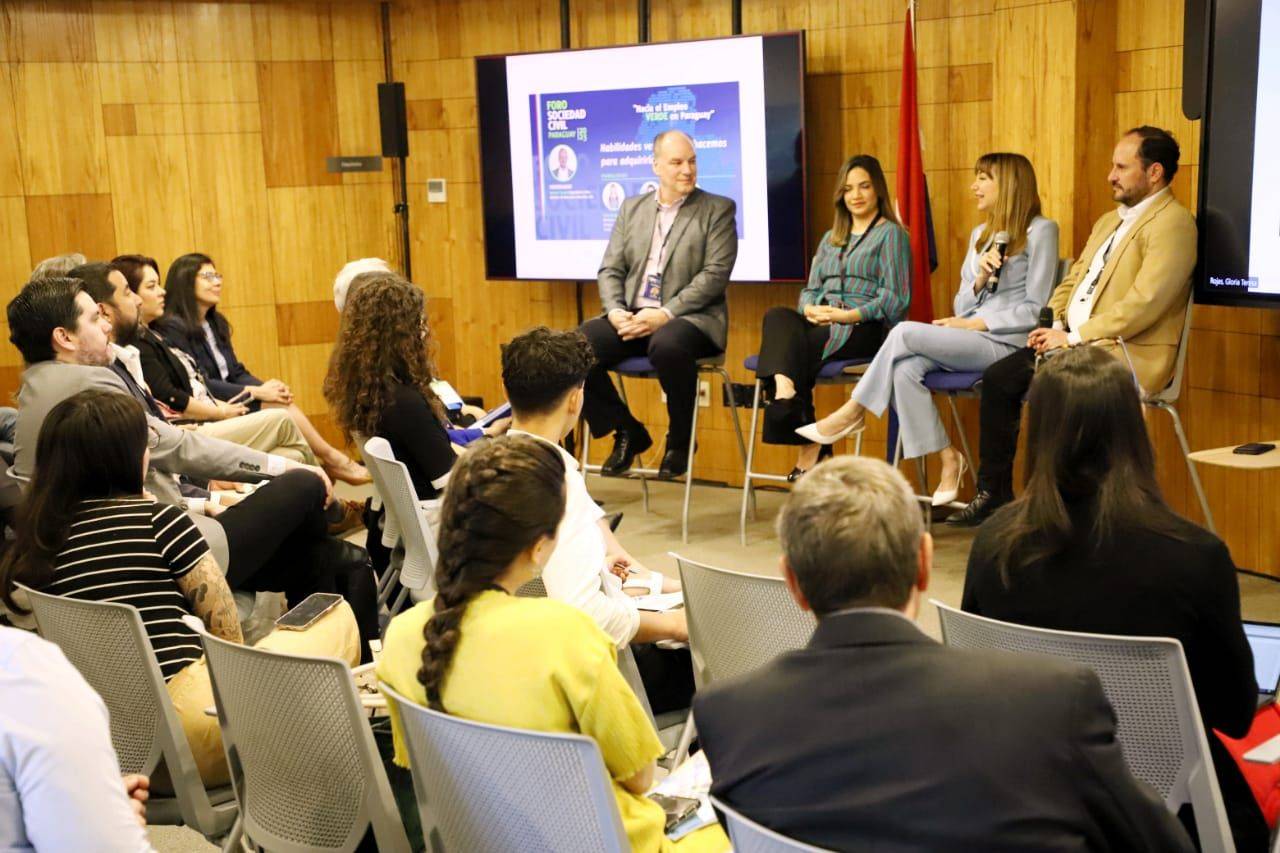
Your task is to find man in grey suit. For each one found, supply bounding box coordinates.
[581,130,737,479]
[694,456,1192,852]
[6,277,352,589]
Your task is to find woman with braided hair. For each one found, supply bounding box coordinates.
[377,436,728,852]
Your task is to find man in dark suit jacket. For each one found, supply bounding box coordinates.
[693,456,1192,852]
[581,130,737,479]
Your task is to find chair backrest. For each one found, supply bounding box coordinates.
[381,682,629,853]
[23,588,226,833]
[199,632,410,853]
[674,554,815,686]
[710,796,832,853]
[933,601,1234,853]
[363,436,439,593]
[1148,292,1196,405]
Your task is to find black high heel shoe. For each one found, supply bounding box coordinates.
[786,445,834,483]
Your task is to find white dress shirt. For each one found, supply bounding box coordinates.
[0,627,155,852]
[1065,187,1169,344]
[509,430,641,646]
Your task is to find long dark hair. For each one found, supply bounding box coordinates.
[991,346,1189,582]
[0,390,149,613]
[417,436,566,711]
[323,273,445,441]
[829,154,900,247]
[157,252,230,345]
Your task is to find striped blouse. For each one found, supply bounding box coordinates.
[46,498,210,681]
[799,221,913,358]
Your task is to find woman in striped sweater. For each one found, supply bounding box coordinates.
[755,154,912,480]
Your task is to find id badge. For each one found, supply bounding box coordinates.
[641,273,662,303]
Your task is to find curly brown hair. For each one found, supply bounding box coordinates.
[323,272,445,441]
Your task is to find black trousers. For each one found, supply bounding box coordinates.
[579,315,719,450]
[756,307,887,445]
[218,470,379,657]
[632,643,697,716]
[976,347,1037,499]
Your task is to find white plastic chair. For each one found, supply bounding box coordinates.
[673,554,816,764]
[381,682,630,853]
[710,796,833,852]
[23,588,240,846]
[363,436,442,613]
[196,630,411,853]
[933,601,1234,853]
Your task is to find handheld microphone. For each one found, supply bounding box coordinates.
[987,231,1010,293]
[1038,306,1054,329]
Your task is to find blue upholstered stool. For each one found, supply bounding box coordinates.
[738,354,873,545]
[579,354,747,544]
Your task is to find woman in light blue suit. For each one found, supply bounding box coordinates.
[798,153,1058,505]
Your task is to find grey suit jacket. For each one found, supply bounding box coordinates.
[11,361,275,506]
[695,611,1192,853]
[596,187,738,350]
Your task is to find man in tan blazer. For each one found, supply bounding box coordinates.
[950,126,1196,526]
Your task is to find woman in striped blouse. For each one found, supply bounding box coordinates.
[798,153,1059,506]
[0,390,363,787]
[756,154,911,480]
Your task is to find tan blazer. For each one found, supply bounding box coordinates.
[1047,190,1196,395]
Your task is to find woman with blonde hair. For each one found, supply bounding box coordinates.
[798,152,1058,505]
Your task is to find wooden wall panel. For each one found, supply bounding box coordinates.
[2,1,96,62]
[266,185,349,303]
[256,61,341,187]
[91,1,176,63]
[105,135,194,270]
[0,197,31,304]
[13,63,109,195]
[0,64,23,196]
[24,193,117,264]
[172,2,254,63]
[185,133,274,310]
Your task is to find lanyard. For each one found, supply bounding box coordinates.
[653,200,681,269]
[841,213,881,260]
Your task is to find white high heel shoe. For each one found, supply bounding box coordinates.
[795,413,865,446]
[931,456,969,506]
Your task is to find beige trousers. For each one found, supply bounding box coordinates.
[165,601,360,787]
[194,408,316,465]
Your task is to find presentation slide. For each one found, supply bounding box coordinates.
[503,37,771,281]
[530,82,745,242]
[1245,0,1280,293]
[1197,0,1280,307]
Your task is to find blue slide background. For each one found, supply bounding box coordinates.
[530,81,744,240]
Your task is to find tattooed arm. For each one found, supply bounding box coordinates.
[175,554,244,644]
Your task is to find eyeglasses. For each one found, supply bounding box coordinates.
[197,271,223,282]
[147,424,161,449]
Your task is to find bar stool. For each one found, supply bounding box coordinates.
[738,355,872,544]
[579,354,748,543]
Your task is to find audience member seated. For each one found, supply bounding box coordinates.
[580,130,738,480]
[694,454,1192,852]
[799,153,1058,506]
[950,126,1196,526]
[152,252,369,485]
[755,154,910,480]
[79,259,314,464]
[377,436,728,852]
[501,327,694,714]
[962,344,1264,851]
[0,624,155,852]
[30,252,87,281]
[0,390,368,786]
[333,256,392,313]
[5,278,374,630]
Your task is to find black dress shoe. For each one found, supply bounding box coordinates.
[601,424,652,476]
[657,445,692,480]
[786,446,833,483]
[946,490,1009,527]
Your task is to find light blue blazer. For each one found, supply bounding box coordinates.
[953,216,1059,348]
